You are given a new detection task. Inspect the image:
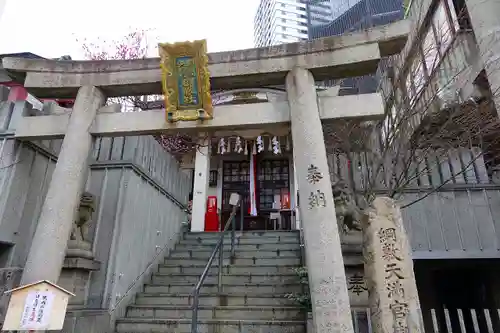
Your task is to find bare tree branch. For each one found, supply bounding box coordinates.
[76,28,203,159]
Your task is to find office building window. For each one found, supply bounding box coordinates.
[448,0,472,30]
[402,0,468,106]
[422,28,439,75]
[433,2,453,55]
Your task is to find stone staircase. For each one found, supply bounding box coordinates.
[115,230,307,333]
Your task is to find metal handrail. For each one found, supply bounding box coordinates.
[299,226,306,267]
[191,203,238,333]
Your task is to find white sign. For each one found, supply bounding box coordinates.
[229,193,240,206]
[19,291,55,330]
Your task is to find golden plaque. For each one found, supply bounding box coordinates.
[158,39,213,122]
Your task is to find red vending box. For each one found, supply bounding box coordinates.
[204,196,219,232]
[281,190,290,209]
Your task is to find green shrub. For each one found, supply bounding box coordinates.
[284,266,312,311]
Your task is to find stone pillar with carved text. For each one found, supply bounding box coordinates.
[21,86,105,285]
[362,197,424,333]
[286,67,354,333]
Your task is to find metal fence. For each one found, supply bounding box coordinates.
[426,308,500,333]
[351,308,500,333]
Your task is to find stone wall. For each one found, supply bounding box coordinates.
[0,96,191,331]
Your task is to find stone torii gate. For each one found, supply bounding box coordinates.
[2,20,408,333]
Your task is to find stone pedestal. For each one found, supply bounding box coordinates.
[60,239,101,307]
[21,86,105,285]
[59,256,100,307]
[286,67,354,333]
[66,239,94,260]
[362,197,424,333]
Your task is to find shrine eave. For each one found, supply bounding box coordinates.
[1,20,409,99]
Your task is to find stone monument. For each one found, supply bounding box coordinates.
[362,197,424,333]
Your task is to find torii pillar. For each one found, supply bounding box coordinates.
[286,67,354,333]
[20,86,105,285]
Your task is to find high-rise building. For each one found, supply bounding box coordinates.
[305,0,334,27]
[253,0,351,47]
[254,0,403,51]
[306,0,404,94]
[254,0,310,47]
[307,0,403,39]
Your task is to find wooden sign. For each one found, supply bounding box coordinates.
[158,39,213,122]
[1,280,74,331]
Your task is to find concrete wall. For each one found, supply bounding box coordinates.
[0,140,56,263]
[0,98,192,330]
[401,189,500,258]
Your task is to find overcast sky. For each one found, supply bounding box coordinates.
[0,0,260,59]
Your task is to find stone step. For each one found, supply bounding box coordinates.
[184,231,299,239]
[176,242,301,251]
[115,318,305,333]
[165,257,301,266]
[151,273,300,285]
[158,264,300,275]
[126,305,305,320]
[135,291,296,306]
[178,240,360,253]
[179,237,299,245]
[169,249,301,259]
[143,283,303,294]
[135,293,297,307]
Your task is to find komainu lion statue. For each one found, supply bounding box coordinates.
[70,192,96,242]
[332,181,363,233]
